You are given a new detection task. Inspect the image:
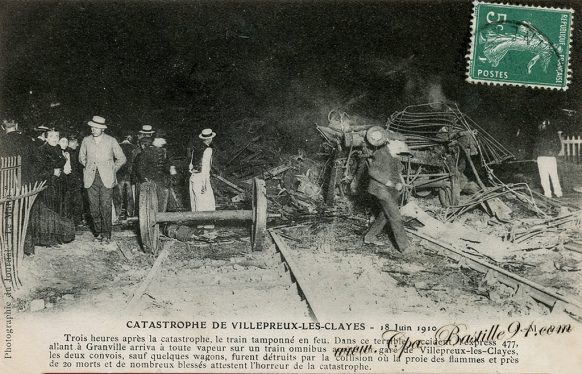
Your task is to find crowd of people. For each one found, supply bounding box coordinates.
[0,116,217,254]
[2,110,566,257]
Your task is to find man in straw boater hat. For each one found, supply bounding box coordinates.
[134,129,176,212]
[137,124,155,148]
[189,128,216,214]
[79,116,126,244]
[350,126,410,252]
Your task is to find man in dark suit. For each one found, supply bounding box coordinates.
[114,134,139,219]
[134,135,172,212]
[0,119,40,185]
[351,126,410,252]
[65,135,85,226]
[0,119,40,255]
[79,116,126,243]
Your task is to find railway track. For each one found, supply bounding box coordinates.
[269,230,323,322]
[406,227,582,320]
[269,220,582,322]
[122,216,582,322]
[122,230,312,319]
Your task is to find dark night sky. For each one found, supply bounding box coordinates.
[0,0,580,150]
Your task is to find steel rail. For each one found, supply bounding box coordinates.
[269,230,324,322]
[406,228,582,318]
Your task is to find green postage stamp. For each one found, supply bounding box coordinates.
[467,1,574,90]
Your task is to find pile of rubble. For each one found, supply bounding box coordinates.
[208,103,581,263]
[206,117,328,219]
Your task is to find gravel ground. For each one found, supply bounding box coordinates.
[9,194,581,322]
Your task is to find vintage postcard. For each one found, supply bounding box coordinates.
[1,0,581,373]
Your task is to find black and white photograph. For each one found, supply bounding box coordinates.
[1,0,581,373]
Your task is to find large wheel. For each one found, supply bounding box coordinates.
[251,178,267,251]
[139,181,159,255]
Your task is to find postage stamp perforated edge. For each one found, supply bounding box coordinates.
[465,0,575,91]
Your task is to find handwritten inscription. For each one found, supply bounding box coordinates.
[330,320,572,365]
[381,322,572,357]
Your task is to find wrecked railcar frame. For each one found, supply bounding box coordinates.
[318,103,515,209]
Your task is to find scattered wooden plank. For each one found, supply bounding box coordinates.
[213,174,245,193]
[265,164,291,178]
[125,241,175,311]
[115,242,133,260]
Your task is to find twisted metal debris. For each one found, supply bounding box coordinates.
[387,102,514,166]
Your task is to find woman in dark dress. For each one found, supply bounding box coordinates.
[58,135,76,220]
[64,135,85,226]
[31,129,75,246]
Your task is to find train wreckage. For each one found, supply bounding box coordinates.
[316,103,565,222]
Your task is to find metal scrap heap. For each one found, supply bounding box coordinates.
[316,103,572,223]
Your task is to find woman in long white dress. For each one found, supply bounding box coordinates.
[189,128,216,212]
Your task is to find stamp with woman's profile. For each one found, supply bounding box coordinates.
[467,1,574,90]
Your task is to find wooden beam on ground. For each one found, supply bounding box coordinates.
[125,241,175,311]
[115,242,133,260]
[213,174,245,193]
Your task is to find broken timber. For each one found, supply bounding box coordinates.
[402,201,510,261]
[125,240,176,311]
[213,174,245,193]
[511,210,582,243]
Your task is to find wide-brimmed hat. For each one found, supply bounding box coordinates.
[87,116,107,129]
[35,125,50,132]
[138,125,155,135]
[199,128,216,140]
[366,126,387,147]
